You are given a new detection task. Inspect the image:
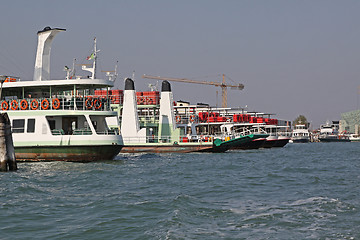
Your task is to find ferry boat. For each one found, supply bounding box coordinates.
[110,78,260,153]
[173,105,290,150]
[0,27,123,161]
[318,121,350,142]
[291,124,310,143]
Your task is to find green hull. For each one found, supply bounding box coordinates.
[15,145,123,162]
[121,134,264,153]
[208,134,268,152]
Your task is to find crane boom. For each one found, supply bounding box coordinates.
[142,74,244,108]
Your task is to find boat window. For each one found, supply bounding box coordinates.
[92,121,97,131]
[12,119,25,133]
[48,120,56,130]
[187,126,192,134]
[27,119,35,133]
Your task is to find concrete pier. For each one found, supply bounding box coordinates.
[0,113,17,171]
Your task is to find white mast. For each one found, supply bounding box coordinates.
[102,61,118,81]
[64,58,76,80]
[82,37,99,79]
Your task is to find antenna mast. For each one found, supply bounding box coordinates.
[82,37,99,79]
[93,37,97,79]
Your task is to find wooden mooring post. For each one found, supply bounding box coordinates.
[0,113,17,171]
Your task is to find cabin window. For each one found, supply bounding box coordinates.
[48,120,56,130]
[27,119,35,133]
[12,119,25,133]
[92,121,97,131]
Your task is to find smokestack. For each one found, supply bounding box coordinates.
[121,78,146,143]
[33,26,66,81]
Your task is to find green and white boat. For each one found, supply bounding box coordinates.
[0,27,123,161]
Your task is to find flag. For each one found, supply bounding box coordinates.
[86,53,95,60]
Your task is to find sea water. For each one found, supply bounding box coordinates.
[0,143,360,239]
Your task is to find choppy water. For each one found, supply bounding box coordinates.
[1,143,360,239]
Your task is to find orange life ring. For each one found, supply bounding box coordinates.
[20,99,28,110]
[10,100,18,110]
[176,115,181,123]
[1,101,8,111]
[41,99,50,110]
[93,98,102,110]
[85,97,93,109]
[52,98,61,109]
[137,97,144,105]
[30,99,39,110]
[189,115,196,122]
[144,97,149,105]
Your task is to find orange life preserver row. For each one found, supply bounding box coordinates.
[0,98,62,111]
[85,97,102,110]
[136,97,158,105]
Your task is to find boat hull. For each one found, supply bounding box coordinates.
[121,143,215,153]
[230,138,266,150]
[291,137,309,143]
[273,138,290,147]
[122,134,259,153]
[15,145,123,162]
[318,138,350,142]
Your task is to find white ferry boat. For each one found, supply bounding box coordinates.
[318,120,350,142]
[291,124,310,143]
[1,27,123,161]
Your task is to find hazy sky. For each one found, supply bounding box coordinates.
[1,0,360,128]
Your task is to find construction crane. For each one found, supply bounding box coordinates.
[142,74,244,108]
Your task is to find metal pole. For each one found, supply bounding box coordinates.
[0,75,7,101]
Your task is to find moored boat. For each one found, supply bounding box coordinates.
[291,124,310,143]
[318,121,350,142]
[1,27,123,161]
[349,134,360,142]
[116,78,258,153]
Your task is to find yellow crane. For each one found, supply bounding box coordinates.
[142,74,244,108]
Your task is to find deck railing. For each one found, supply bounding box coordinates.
[1,95,112,111]
[51,128,119,136]
[122,135,215,144]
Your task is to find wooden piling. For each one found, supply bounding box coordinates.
[0,113,17,171]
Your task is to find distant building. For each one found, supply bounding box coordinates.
[340,110,360,134]
[176,100,190,106]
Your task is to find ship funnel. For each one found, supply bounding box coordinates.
[33,26,66,81]
[125,78,135,90]
[158,81,177,138]
[161,80,171,92]
[121,78,147,143]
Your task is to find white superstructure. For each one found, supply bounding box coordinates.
[1,27,123,161]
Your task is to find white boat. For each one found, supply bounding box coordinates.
[291,124,310,143]
[0,27,123,161]
[318,120,350,142]
[349,134,360,142]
